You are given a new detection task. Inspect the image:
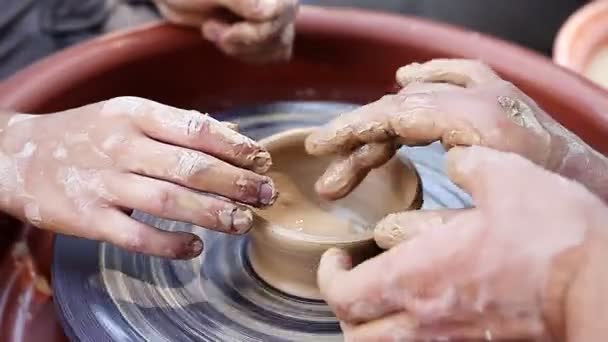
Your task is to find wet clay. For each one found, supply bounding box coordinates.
[249,128,422,299]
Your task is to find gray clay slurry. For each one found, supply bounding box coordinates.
[52,101,472,342]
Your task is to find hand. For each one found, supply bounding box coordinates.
[318,146,608,341]
[0,97,277,259]
[154,0,298,63]
[305,59,607,200]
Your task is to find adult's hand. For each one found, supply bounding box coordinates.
[305,59,608,200]
[0,97,277,259]
[319,146,608,341]
[154,0,298,63]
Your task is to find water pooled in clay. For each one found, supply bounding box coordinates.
[248,128,421,299]
[257,171,370,237]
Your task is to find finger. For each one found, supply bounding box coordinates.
[89,208,203,259]
[125,138,277,207]
[317,247,353,302]
[388,94,482,149]
[342,312,418,341]
[305,98,398,156]
[217,0,291,20]
[315,143,397,200]
[320,209,482,324]
[106,172,253,234]
[306,93,481,156]
[374,209,469,249]
[163,0,285,20]
[445,145,534,199]
[212,15,291,55]
[102,97,272,173]
[318,248,402,324]
[155,1,207,26]
[396,59,500,88]
[346,311,545,341]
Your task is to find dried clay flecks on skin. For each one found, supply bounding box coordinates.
[23,202,41,225]
[235,175,277,206]
[7,114,36,127]
[101,96,143,117]
[58,167,114,211]
[14,142,37,158]
[0,154,18,194]
[497,95,545,135]
[101,134,127,152]
[217,206,252,233]
[53,144,68,160]
[174,151,210,180]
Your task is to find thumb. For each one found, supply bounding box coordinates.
[374,209,470,249]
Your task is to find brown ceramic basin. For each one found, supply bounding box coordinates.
[1,6,608,342]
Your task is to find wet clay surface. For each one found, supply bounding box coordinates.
[249,128,422,299]
[259,171,367,237]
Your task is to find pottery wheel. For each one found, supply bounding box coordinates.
[52,101,472,341]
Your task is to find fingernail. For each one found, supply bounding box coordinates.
[259,180,277,206]
[185,237,204,258]
[231,207,253,234]
[252,151,272,173]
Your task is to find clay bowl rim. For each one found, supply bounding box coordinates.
[257,126,382,246]
[553,0,608,73]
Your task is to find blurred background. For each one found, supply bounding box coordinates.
[304,0,589,55]
[0,0,591,80]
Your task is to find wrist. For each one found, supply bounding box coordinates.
[0,110,36,221]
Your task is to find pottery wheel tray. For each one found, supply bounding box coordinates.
[52,101,471,341]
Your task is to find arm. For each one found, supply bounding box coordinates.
[305,59,608,202]
[546,122,608,201]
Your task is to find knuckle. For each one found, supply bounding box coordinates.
[184,111,211,138]
[152,187,174,215]
[234,176,256,199]
[174,150,211,180]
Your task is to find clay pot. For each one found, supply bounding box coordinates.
[248,128,420,299]
[1,5,608,342]
[554,0,608,85]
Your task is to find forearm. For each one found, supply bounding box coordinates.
[545,122,608,202]
[559,146,608,202]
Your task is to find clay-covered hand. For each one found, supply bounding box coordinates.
[305,59,608,200]
[0,97,277,259]
[318,146,608,341]
[154,0,298,63]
